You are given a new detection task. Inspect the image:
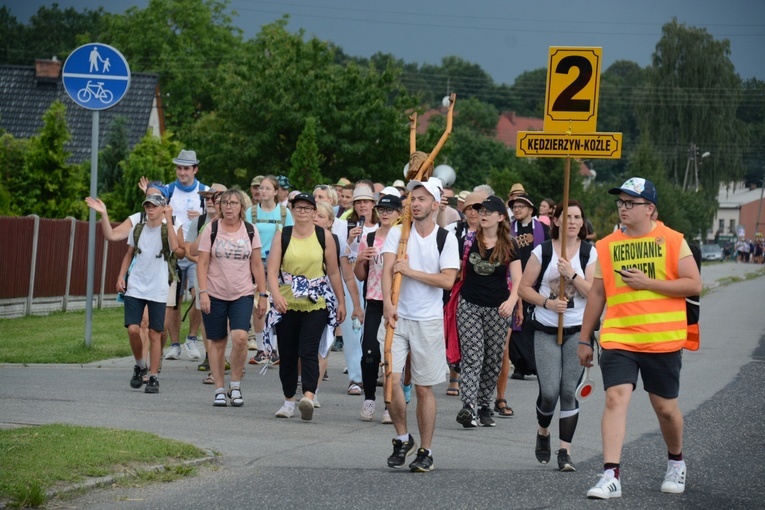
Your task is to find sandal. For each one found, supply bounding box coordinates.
[446,377,460,396]
[213,391,227,407]
[347,382,362,395]
[228,387,244,407]
[494,398,515,418]
[202,373,214,385]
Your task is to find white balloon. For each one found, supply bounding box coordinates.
[442,95,451,108]
[403,162,409,178]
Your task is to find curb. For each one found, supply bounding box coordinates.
[0,450,218,509]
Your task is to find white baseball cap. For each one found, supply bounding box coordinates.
[406,177,441,203]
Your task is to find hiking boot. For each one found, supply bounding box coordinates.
[387,434,416,468]
[228,387,244,407]
[130,365,147,389]
[587,469,622,499]
[409,448,434,472]
[478,406,495,427]
[144,376,159,394]
[164,343,181,360]
[557,448,576,472]
[456,406,478,428]
[298,397,314,421]
[661,461,686,494]
[535,432,551,463]
[361,400,375,421]
[184,336,201,360]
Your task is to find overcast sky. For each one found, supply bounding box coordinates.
[9,0,765,85]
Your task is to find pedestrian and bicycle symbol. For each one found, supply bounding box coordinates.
[62,43,131,110]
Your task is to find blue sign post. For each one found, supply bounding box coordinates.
[63,43,131,348]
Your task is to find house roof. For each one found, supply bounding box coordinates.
[0,64,160,164]
[717,183,765,208]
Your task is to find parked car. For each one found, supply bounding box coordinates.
[701,244,724,261]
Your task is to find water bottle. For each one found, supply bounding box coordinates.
[352,317,362,333]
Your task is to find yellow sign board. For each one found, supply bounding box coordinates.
[516,132,622,159]
[544,47,602,133]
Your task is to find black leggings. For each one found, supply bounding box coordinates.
[360,299,383,400]
[275,308,328,398]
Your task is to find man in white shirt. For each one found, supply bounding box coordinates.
[381,179,459,473]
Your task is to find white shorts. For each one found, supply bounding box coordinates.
[377,317,447,387]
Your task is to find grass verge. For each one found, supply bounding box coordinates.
[0,423,208,507]
[0,307,186,364]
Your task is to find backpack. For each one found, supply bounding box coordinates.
[534,239,594,291]
[280,225,327,279]
[252,204,288,226]
[208,219,257,282]
[167,182,207,209]
[132,222,179,286]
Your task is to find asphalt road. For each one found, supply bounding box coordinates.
[1,262,764,509]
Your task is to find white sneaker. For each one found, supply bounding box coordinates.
[661,461,686,494]
[298,397,314,421]
[587,469,622,499]
[184,337,201,360]
[164,344,181,360]
[313,396,321,408]
[381,409,393,424]
[247,339,258,350]
[361,399,375,421]
[275,403,294,418]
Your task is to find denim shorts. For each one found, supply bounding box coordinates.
[124,296,166,332]
[202,294,254,340]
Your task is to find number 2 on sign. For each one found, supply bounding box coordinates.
[551,56,592,113]
[544,46,602,133]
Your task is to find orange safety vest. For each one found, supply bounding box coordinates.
[597,223,687,353]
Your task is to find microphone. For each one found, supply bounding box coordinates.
[357,215,365,242]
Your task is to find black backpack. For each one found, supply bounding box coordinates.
[534,239,594,291]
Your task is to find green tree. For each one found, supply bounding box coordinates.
[101,0,243,131]
[10,101,86,218]
[98,116,130,194]
[289,117,325,191]
[739,78,765,185]
[0,132,27,215]
[638,18,744,194]
[0,7,25,65]
[508,68,546,118]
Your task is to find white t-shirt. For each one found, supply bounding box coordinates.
[530,242,598,328]
[344,222,379,262]
[125,223,176,303]
[168,182,206,238]
[382,224,459,321]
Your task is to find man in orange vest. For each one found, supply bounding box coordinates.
[578,177,701,500]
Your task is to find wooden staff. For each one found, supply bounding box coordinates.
[556,155,571,345]
[384,94,456,404]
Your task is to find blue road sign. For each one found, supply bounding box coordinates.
[62,43,131,110]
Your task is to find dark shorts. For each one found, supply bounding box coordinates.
[600,348,683,399]
[124,296,166,332]
[202,294,254,340]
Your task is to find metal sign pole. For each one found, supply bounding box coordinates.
[84,110,99,347]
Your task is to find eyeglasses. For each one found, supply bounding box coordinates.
[220,201,240,208]
[204,196,215,202]
[376,207,398,215]
[314,185,331,191]
[293,205,315,213]
[615,199,651,210]
[477,208,497,216]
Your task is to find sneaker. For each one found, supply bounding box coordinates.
[478,406,496,427]
[144,376,159,393]
[184,336,201,360]
[381,409,393,424]
[661,461,686,494]
[275,403,294,418]
[313,396,321,408]
[249,350,268,365]
[247,339,258,350]
[322,370,329,381]
[228,386,244,407]
[387,434,416,468]
[535,432,551,463]
[270,352,280,366]
[298,397,314,421]
[456,407,478,428]
[214,391,227,407]
[361,400,376,421]
[331,340,343,352]
[409,448,434,472]
[164,343,181,360]
[130,365,147,389]
[587,469,622,499]
[197,356,210,371]
[402,383,412,404]
[557,448,576,472]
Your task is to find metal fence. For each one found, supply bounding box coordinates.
[1,215,129,318]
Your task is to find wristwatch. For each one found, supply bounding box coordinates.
[259,292,269,297]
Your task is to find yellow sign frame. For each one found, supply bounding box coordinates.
[516,131,622,159]
[544,47,602,133]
